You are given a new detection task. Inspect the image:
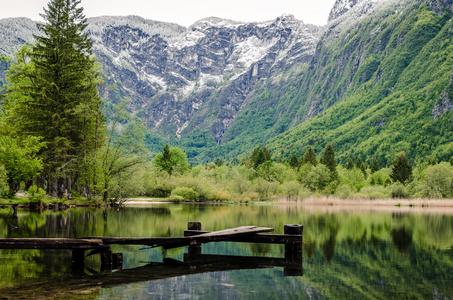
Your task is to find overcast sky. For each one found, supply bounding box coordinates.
[0,0,337,26]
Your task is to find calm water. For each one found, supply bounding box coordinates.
[0,204,452,299]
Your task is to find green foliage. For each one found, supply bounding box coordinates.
[1,0,105,198]
[0,136,44,198]
[370,159,380,173]
[0,165,8,197]
[299,164,331,191]
[97,102,149,201]
[289,154,299,169]
[346,158,354,170]
[339,167,366,192]
[25,185,46,203]
[250,146,272,169]
[419,162,453,198]
[266,3,453,167]
[390,152,413,185]
[153,144,190,176]
[320,142,339,183]
[391,182,409,199]
[170,187,199,202]
[301,146,318,166]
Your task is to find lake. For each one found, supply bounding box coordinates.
[0,203,452,299]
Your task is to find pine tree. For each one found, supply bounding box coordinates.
[390,152,413,185]
[346,158,354,170]
[289,154,299,169]
[251,146,271,169]
[370,159,380,173]
[320,142,338,182]
[301,146,317,166]
[4,0,104,197]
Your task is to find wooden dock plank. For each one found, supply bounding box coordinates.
[184,230,302,244]
[189,226,274,238]
[0,238,108,250]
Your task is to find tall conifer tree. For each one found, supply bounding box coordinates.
[301,146,317,166]
[390,152,413,185]
[320,142,338,182]
[5,0,104,197]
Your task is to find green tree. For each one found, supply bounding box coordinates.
[289,154,299,169]
[3,0,104,198]
[0,136,45,198]
[320,142,339,182]
[99,103,148,201]
[390,152,413,185]
[153,144,190,176]
[421,162,453,198]
[250,147,272,169]
[370,159,380,173]
[299,164,331,191]
[301,146,317,166]
[346,158,354,170]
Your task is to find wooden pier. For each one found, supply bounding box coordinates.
[0,222,303,276]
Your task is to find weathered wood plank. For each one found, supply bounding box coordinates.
[184,230,303,244]
[0,238,108,250]
[189,226,274,238]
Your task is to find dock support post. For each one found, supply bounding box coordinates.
[100,250,123,271]
[187,222,202,255]
[284,224,303,276]
[72,249,85,273]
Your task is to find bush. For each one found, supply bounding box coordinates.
[420,162,453,198]
[391,182,409,199]
[336,184,352,199]
[26,185,46,203]
[211,189,231,201]
[171,187,199,202]
[355,185,390,200]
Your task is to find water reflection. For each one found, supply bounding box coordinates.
[0,204,452,299]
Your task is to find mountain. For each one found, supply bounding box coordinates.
[267,0,453,165]
[1,0,453,165]
[0,14,321,161]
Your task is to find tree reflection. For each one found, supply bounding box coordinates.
[391,226,413,257]
[321,231,338,265]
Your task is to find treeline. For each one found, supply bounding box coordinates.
[74,143,452,202]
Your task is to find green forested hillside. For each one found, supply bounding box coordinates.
[267,2,453,166]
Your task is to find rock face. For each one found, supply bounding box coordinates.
[0,15,321,144]
[328,0,361,21]
[433,63,453,120]
[89,15,321,143]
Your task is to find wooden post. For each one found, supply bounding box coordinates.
[72,250,85,274]
[284,224,303,276]
[284,224,303,254]
[187,222,202,255]
[100,250,123,272]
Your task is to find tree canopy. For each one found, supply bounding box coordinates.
[1,0,104,197]
[153,144,190,176]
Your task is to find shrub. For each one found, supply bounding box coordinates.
[26,185,46,203]
[355,185,390,200]
[336,184,352,199]
[391,182,409,198]
[171,187,199,202]
[211,189,231,201]
[420,162,453,198]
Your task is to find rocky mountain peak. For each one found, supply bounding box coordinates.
[328,0,361,21]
